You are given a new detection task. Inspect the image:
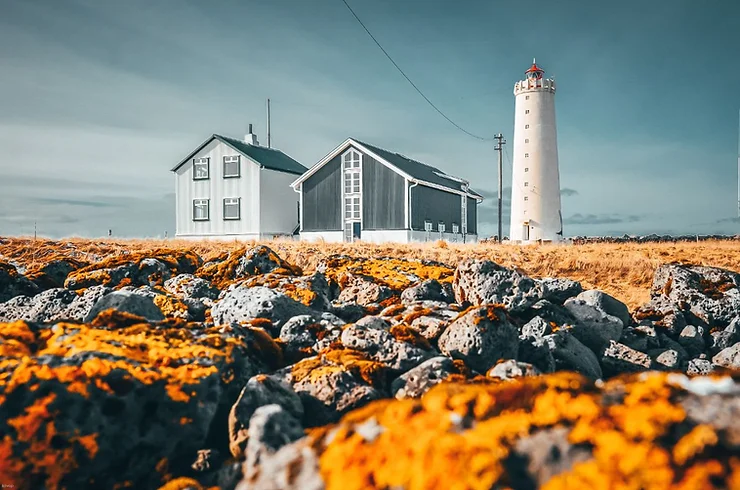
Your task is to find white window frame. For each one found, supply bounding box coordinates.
[452,223,459,234]
[341,149,362,242]
[223,155,241,178]
[223,197,241,220]
[193,199,210,221]
[424,220,433,232]
[193,158,210,180]
[438,222,446,233]
[461,195,468,235]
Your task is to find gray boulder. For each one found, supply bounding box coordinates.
[564,298,624,354]
[438,305,519,373]
[649,348,686,371]
[243,405,305,483]
[538,330,603,379]
[678,325,707,358]
[453,260,544,310]
[487,360,541,380]
[228,375,304,459]
[686,358,715,376]
[517,338,557,374]
[391,356,459,399]
[539,277,583,304]
[211,286,314,334]
[401,279,454,305]
[574,290,630,328]
[337,274,393,307]
[521,316,553,340]
[0,263,39,302]
[601,341,651,376]
[279,313,345,361]
[84,290,165,322]
[632,296,688,336]
[709,317,740,355]
[712,342,740,370]
[164,273,219,300]
[235,439,323,490]
[0,288,78,322]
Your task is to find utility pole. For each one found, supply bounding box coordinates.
[737,108,739,219]
[494,133,506,243]
[267,98,272,149]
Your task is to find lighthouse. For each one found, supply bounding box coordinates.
[509,59,563,243]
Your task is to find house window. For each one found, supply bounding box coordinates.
[524,196,529,201]
[344,172,360,194]
[193,199,209,221]
[343,150,361,170]
[438,222,446,233]
[525,95,530,100]
[344,196,360,219]
[525,110,530,114]
[452,223,459,234]
[525,167,529,172]
[525,153,529,158]
[424,220,433,232]
[525,124,530,129]
[193,158,209,180]
[524,182,529,187]
[223,197,240,220]
[223,156,240,178]
[525,138,529,143]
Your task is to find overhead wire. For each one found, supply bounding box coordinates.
[339,0,496,142]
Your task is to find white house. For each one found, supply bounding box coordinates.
[290,138,483,244]
[171,127,308,240]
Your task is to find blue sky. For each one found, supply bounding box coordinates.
[1,0,739,238]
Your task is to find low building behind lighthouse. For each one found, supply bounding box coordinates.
[509,59,563,243]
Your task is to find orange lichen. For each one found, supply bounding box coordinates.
[401,307,433,324]
[389,324,432,350]
[153,294,190,318]
[321,256,454,291]
[291,348,387,388]
[673,424,718,465]
[196,246,302,290]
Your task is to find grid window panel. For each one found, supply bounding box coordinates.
[343,150,361,169]
[223,197,240,220]
[193,158,209,180]
[223,156,240,178]
[193,199,209,220]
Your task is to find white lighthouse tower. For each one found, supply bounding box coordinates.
[509,59,563,243]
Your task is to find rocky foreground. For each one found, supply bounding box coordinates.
[1,243,739,489]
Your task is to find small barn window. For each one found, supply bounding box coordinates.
[524,182,529,187]
[525,124,530,129]
[223,197,241,220]
[524,196,529,201]
[424,220,433,232]
[223,156,240,178]
[438,222,446,233]
[452,223,459,234]
[525,110,530,114]
[525,95,530,100]
[525,138,529,143]
[193,199,209,220]
[344,197,360,220]
[193,158,209,180]
[525,153,529,158]
[525,167,529,172]
[344,172,360,194]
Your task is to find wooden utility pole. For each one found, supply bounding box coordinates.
[494,133,506,243]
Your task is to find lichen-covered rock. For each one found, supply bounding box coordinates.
[197,246,302,290]
[25,258,84,290]
[243,404,305,483]
[328,301,366,324]
[511,299,577,331]
[241,272,332,311]
[84,289,166,322]
[336,274,394,307]
[573,289,631,328]
[487,359,541,380]
[0,319,280,489]
[164,274,220,301]
[601,341,651,376]
[564,298,624,354]
[0,288,80,323]
[0,262,39,302]
[340,317,434,372]
[438,305,519,373]
[651,263,740,327]
[273,349,388,427]
[381,302,460,342]
[64,250,200,290]
[391,356,462,399]
[712,342,740,370]
[228,375,304,458]
[211,286,314,335]
[400,279,454,305]
[453,260,544,310]
[278,313,345,363]
[235,438,323,490]
[537,330,603,379]
[539,277,583,304]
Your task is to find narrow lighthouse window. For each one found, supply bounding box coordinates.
[525,124,530,129]
[524,182,529,187]
[525,153,529,158]
[525,110,530,114]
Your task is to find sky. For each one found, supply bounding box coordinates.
[1,0,739,239]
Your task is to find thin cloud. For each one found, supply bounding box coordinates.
[561,188,578,197]
[564,213,641,225]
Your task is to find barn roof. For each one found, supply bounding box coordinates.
[171,134,308,175]
[291,138,483,200]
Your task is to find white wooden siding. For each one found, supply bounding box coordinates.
[259,168,300,236]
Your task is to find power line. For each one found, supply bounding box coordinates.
[339,0,495,142]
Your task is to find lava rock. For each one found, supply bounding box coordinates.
[164,273,220,300]
[712,342,740,370]
[453,260,544,310]
[564,298,624,354]
[539,277,584,305]
[686,358,715,376]
[520,316,553,340]
[243,405,305,483]
[601,341,651,376]
[488,360,541,380]
[235,438,323,490]
[279,313,345,362]
[337,274,394,307]
[211,286,314,334]
[678,325,707,358]
[84,290,165,322]
[391,356,460,399]
[0,262,39,302]
[401,279,455,305]
[438,305,519,373]
[574,290,631,329]
[537,330,603,379]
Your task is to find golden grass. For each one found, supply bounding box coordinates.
[2,237,740,310]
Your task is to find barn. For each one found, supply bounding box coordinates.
[291,138,483,243]
[171,127,307,240]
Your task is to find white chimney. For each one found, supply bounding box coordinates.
[245,123,258,145]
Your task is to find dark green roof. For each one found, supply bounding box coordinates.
[172,134,308,175]
[353,139,483,199]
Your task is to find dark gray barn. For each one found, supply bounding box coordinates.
[290,138,483,243]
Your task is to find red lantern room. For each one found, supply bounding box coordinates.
[525,58,544,80]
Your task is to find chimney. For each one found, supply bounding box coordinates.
[245,123,258,145]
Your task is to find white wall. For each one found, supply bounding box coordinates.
[299,231,344,243]
[175,139,260,237]
[509,77,563,243]
[299,229,478,244]
[260,168,300,235]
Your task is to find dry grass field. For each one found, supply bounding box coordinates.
[2,236,740,310]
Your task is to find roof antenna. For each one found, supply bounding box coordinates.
[267,98,271,149]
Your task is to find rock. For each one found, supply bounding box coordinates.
[601,341,651,376]
[84,290,165,323]
[337,274,393,307]
[164,273,219,300]
[505,426,591,487]
[25,258,83,290]
[618,326,660,353]
[401,279,454,305]
[241,272,333,311]
[438,305,519,373]
[391,356,460,399]
[235,246,300,278]
[328,301,366,323]
[686,358,715,376]
[63,285,113,321]
[243,405,305,483]
[649,348,685,370]
[651,263,740,327]
[520,316,553,339]
[488,360,541,380]
[228,375,304,459]
[0,262,39,302]
[340,317,433,372]
[512,299,577,329]
[574,290,631,328]
[709,317,740,355]
[387,302,460,342]
[538,330,602,379]
[564,299,624,354]
[632,295,690,336]
[275,349,387,427]
[0,288,79,323]
[279,313,345,362]
[211,286,314,335]
[517,338,556,374]
[678,325,706,358]
[452,260,544,310]
[191,448,222,473]
[235,439,323,490]
[712,342,740,370]
[539,277,583,304]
